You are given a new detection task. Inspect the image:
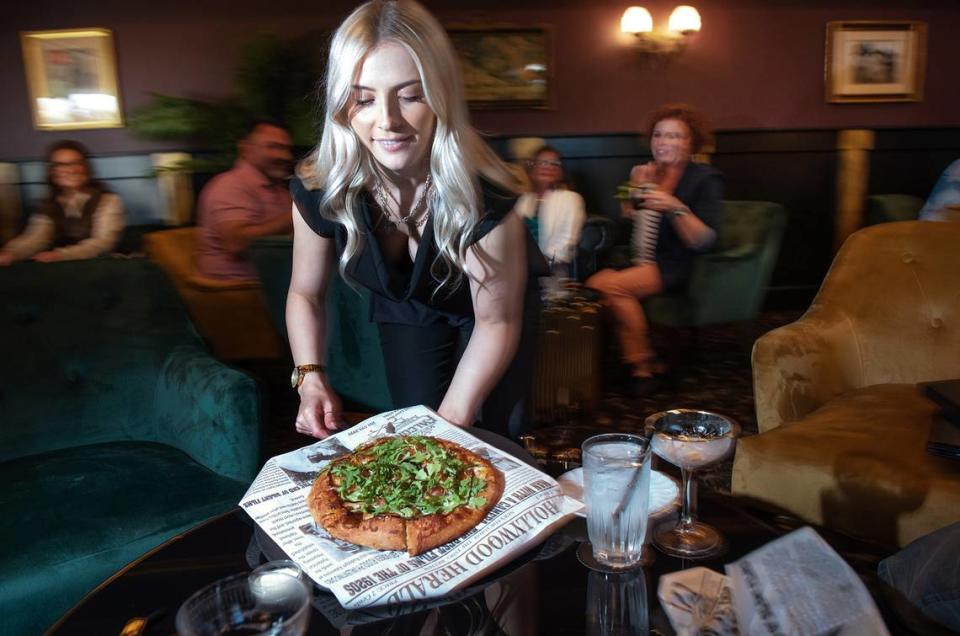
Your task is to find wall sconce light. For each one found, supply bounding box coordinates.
[621,5,701,56]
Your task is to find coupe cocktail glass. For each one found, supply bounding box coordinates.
[648,409,740,559]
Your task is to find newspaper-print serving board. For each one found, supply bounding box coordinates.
[240,405,581,609]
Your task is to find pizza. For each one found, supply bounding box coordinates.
[307,435,505,556]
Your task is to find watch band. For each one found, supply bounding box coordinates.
[668,207,689,220]
[291,364,324,389]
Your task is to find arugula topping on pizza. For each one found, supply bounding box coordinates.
[308,435,505,556]
[327,436,488,518]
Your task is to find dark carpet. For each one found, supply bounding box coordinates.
[542,309,803,492]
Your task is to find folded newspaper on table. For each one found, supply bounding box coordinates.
[657,527,890,635]
[240,405,580,610]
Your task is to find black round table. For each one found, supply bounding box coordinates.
[47,489,947,636]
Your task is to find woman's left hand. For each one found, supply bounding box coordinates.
[32,251,61,263]
[638,190,684,213]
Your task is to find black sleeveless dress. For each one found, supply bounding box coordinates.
[290,175,549,439]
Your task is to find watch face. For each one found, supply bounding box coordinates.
[290,367,300,388]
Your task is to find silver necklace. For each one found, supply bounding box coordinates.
[374,174,433,230]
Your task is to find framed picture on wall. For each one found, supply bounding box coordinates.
[20,28,124,130]
[825,21,926,103]
[447,26,551,108]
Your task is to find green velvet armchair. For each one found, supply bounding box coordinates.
[866,194,924,225]
[248,236,393,413]
[0,258,260,636]
[644,200,787,328]
[584,201,787,328]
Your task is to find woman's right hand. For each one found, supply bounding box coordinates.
[295,373,344,439]
[629,163,657,187]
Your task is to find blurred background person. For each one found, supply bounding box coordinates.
[515,145,586,278]
[0,140,125,266]
[919,158,960,222]
[195,119,295,280]
[587,104,722,393]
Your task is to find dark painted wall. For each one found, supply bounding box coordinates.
[5,1,959,306]
[3,0,960,159]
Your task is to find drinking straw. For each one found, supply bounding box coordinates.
[612,430,653,519]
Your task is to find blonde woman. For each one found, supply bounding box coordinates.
[287,0,547,440]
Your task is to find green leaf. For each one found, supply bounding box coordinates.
[328,436,481,517]
[468,496,487,508]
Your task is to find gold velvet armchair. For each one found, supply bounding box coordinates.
[143,227,281,361]
[732,221,960,548]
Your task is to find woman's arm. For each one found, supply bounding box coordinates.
[0,215,54,264]
[641,172,722,252]
[286,201,343,438]
[438,212,527,427]
[545,191,586,264]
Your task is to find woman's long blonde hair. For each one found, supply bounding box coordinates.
[298,0,519,293]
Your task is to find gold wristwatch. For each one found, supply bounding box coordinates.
[291,364,324,389]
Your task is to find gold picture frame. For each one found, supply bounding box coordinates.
[825,21,926,103]
[20,28,124,130]
[447,26,552,109]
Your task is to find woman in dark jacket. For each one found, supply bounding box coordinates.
[587,104,723,392]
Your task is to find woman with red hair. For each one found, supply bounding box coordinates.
[587,104,723,393]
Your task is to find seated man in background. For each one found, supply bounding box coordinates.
[0,140,125,266]
[196,119,294,279]
[919,158,960,222]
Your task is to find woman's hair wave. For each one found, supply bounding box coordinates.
[297,0,519,293]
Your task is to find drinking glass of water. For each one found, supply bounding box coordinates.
[585,567,649,636]
[581,433,652,570]
[175,565,311,636]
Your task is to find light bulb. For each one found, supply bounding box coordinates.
[668,5,701,34]
[621,7,654,35]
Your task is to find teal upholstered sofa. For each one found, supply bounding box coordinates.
[0,258,260,635]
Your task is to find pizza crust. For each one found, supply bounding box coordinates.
[306,436,504,556]
[308,471,406,551]
[406,463,504,555]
